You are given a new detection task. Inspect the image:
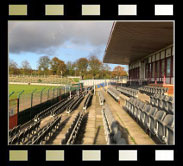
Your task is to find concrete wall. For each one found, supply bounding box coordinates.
[80,77,128,86]
[80,79,111,86]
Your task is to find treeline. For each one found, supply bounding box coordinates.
[9,56,128,79]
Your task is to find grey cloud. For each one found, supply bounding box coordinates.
[8,21,113,54]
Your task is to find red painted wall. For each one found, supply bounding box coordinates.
[9,114,18,129]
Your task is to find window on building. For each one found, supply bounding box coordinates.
[145,64,148,78]
[134,68,136,79]
[166,58,171,77]
[149,63,152,78]
[153,62,156,78]
[156,61,160,78]
[171,56,173,77]
[161,59,165,77]
[137,67,139,79]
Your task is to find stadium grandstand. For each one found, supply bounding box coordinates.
[9,21,174,145]
[104,21,174,95]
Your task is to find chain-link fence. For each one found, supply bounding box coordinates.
[9,99,18,129]
[9,86,80,113]
[9,98,18,116]
[18,88,64,111]
[8,85,81,126]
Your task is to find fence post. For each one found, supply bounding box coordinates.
[53,88,56,99]
[30,89,37,120]
[47,87,51,100]
[40,88,46,103]
[17,90,24,124]
[59,87,61,96]
[63,87,64,94]
[31,89,37,108]
[57,88,59,97]
[57,87,60,101]
[69,86,71,99]
[9,91,15,98]
[65,85,66,94]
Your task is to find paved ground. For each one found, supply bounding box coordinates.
[93,92,106,145]
[82,94,106,145]
[102,88,155,145]
[82,97,96,144]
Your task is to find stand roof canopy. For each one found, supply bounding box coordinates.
[103,22,173,65]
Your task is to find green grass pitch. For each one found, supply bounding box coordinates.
[9,84,62,99]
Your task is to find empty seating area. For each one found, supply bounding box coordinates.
[66,112,84,144]
[117,86,139,97]
[61,90,94,144]
[60,88,94,144]
[66,95,84,113]
[139,86,168,95]
[61,112,80,144]
[98,91,105,105]
[35,98,67,120]
[107,87,120,101]
[150,94,174,114]
[125,97,174,144]
[9,125,20,138]
[53,96,76,115]
[9,121,41,144]
[8,78,174,145]
[9,88,89,145]
[30,116,61,144]
[83,91,93,110]
[102,103,126,144]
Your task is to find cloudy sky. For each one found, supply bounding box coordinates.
[8,21,128,70]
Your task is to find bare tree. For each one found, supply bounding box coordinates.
[9,59,20,75]
[21,60,32,75]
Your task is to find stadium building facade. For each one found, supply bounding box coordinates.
[103,21,174,95]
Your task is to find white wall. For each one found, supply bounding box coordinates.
[80,79,111,86]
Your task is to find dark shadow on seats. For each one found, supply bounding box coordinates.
[47,116,71,144]
[113,121,130,144]
[87,94,93,109]
[93,126,101,144]
[74,112,89,144]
